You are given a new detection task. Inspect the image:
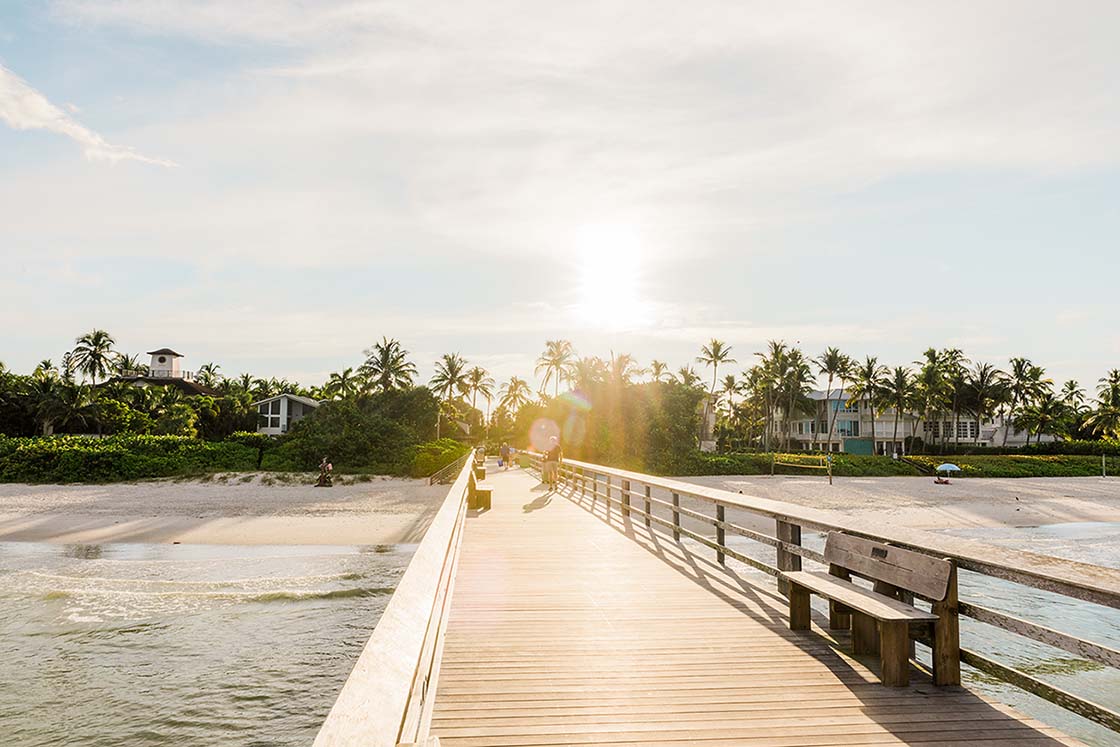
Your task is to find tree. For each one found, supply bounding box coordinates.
[816,347,852,449]
[674,366,701,388]
[360,337,417,393]
[535,340,575,397]
[940,349,970,446]
[719,374,740,415]
[697,339,735,439]
[570,357,607,389]
[71,329,116,384]
[430,353,470,438]
[608,352,643,387]
[881,366,917,453]
[196,362,222,387]
[499,376,532,413]
[114,353,146,377]
[1016,393,1069,445]
[1003,358,1051,446]
[465,366,495,417]
[963,362,1008,445]
[325,367,360,399]
[648,360,669,383]
[1061,380,1086,412]
[1084,369,1120,439]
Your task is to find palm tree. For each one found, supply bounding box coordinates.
[1061,380,1086,412]
[846,356,887,452]
[939,349,970,446]
[430,353,470,438]
[71,329,116,383]
[607,352,643,387]
[648,360,669,384]
[360,337,417,393]
[499,376,531,413]
[196,362,222,387]
[535,340,575,398]
[1017,393,1069,445]
[1003,358,1051,446]
[325,367,359,399]
[1099,369,1120,406]
[114,353,145,377]
[1084,370,1120,439]
[697,339,735,434]
[570,357,607,389]
[465,366,494,412]
[674,366,702,388]
[881,366,917,453]
[719,374,740,415]
[816,347,851,449]
[963,362,1008,445]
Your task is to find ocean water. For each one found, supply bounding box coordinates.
[0,542,412,747]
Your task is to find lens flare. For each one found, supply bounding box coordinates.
[529,418,561,452]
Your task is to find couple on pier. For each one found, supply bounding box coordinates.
[542,437,562,491]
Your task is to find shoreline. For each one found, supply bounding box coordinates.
[0,474,449,546]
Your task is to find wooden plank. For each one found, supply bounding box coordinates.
[825,533,952,601]
[960,601,1120,670]
[784,571,938,621]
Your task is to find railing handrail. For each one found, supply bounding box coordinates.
[427,451,472,485]
[314,457,472,747]
[559,457,1120,609]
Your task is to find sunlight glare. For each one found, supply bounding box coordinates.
[574,223,652,330]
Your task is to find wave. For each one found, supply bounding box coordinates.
[39,586,394,603]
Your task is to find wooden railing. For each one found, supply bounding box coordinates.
[530,455,1120,735]
[427,451,472,485]
[314,458,472,747]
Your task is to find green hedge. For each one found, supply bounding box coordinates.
[682,452,920,477]
[0,434,258,483]
[907,454,1120,478]
[915,440,1120,457]
[409,439,472,478]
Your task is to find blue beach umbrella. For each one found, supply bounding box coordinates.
[936,463,961,473]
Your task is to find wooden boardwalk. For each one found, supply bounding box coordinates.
[430,466,1080,747]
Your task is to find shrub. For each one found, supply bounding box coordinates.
[410,439,471,478]
[0,434,258,483]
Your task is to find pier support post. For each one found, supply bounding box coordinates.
[776,520,802,597]
[672,493,680,541]
[716,504,726,565]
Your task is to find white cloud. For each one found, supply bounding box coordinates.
[0,63,176,166]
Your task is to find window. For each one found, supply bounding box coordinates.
[259,400,281,429]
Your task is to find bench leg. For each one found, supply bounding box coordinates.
[789,584,811,631]
[851,612,879,655]
[879,621,910,687]
[828,565,851,630]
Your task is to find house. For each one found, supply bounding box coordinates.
[254,394,321,436]
[110,348,218,396]
[788,390,1056,455]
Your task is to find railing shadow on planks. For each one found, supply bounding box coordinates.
[527,455,1120,738]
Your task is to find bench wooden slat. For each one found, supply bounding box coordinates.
[783,571,938,622]
[825,534,952,601]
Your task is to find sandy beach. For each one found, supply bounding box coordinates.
[676,474,1120,530]
[0,473,449,545]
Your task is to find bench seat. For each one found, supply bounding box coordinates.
[471,482,493,511]
[783,571,937,623]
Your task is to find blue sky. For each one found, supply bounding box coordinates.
[2,2,1118,391]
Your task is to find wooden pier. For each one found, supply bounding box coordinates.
[316,458,1120,747]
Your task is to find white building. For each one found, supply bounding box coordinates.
[788,390,1056,455]
[110,347,217,396]
[255,394,321,436]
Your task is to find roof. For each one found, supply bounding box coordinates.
[253,393,321,408]
[105,376,218,396]
[808,389,853,401]
[147,348,183,357]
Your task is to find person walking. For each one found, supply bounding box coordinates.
[499,442,510,470]
[543,436,562,490]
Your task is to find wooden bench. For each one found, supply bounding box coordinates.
[467,470,492,511]
[782,532,959,687]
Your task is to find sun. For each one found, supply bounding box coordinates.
[573,223,652,330]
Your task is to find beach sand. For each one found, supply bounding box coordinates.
[676,475,1120,530]
[1,472,1117,547]
[0,473,449,545]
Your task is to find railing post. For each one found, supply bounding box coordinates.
[716,504,726,565]
[931,562,961,686]
[579,467,585,498]
[605,475,611,505]
[776,520,802,597]
[672,493,680,541]
[644,485,651,528]
[591,474,597,504]
[621,480,631,517]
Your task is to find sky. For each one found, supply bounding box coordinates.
[1,1,1118,392]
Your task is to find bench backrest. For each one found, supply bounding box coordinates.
[824,533,953,601]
